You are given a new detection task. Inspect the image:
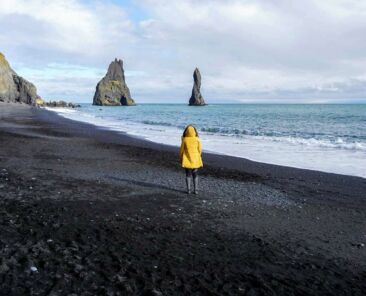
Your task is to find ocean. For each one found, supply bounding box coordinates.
[46,104,366,178]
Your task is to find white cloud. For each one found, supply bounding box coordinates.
[0,0,136,62]
[134,0,366,101]
[1,0,366,102]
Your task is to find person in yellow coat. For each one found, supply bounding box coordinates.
[179,125,203,194]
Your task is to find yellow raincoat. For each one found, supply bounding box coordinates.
[179,126,203,169]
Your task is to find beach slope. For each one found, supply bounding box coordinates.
[0,103,365,295]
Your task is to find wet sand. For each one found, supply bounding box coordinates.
[0,102,365,295]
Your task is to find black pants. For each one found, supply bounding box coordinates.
[185,169,198,178]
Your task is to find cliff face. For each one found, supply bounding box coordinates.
[189,67,206,106]
[93,59,135,106]
[0,53,40,105]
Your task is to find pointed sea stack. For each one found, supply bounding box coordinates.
[0,52,41,105]
[189,67,206,106]
[93,58,135,106]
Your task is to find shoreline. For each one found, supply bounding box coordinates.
[1,102,365,295]
[37,105,366,204]
[43,104,366,179]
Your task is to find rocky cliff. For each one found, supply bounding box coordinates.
[189,68,206,106]
[93,59,135,106]
[0,52,41,105]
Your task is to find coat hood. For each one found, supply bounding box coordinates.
[185,126,197,137]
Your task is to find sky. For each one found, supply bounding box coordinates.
[1,0,366,103]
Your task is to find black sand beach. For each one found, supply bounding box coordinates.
[0,102,365,295]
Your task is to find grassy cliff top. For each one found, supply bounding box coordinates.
[0,52,10,68]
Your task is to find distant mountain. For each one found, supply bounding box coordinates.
[93,58,135,106]
[0,52,41,105]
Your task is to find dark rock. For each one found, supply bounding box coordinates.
[0,262,9,274]
[67,102,80,108]
[93,58,135,106]
[189,67,206,106]
[0,52,41,105]
[43,100,80,108]
[142,288,163,296]
[56,100,67,107]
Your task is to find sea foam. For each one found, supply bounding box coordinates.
[44,104,366,178]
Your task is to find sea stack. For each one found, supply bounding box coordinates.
[189,67,206,106]
[0,52,41,105]
[93,58,135,106]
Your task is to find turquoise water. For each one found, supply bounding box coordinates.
[49,104,366,178]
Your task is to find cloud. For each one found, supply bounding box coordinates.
[1,0,366,102]
[0,0,136,63]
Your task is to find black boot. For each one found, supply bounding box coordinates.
[186,177,192,194]
[193,176,198,195]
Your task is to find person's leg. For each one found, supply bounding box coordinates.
[192,169,198,194]
[185,169,192,194]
